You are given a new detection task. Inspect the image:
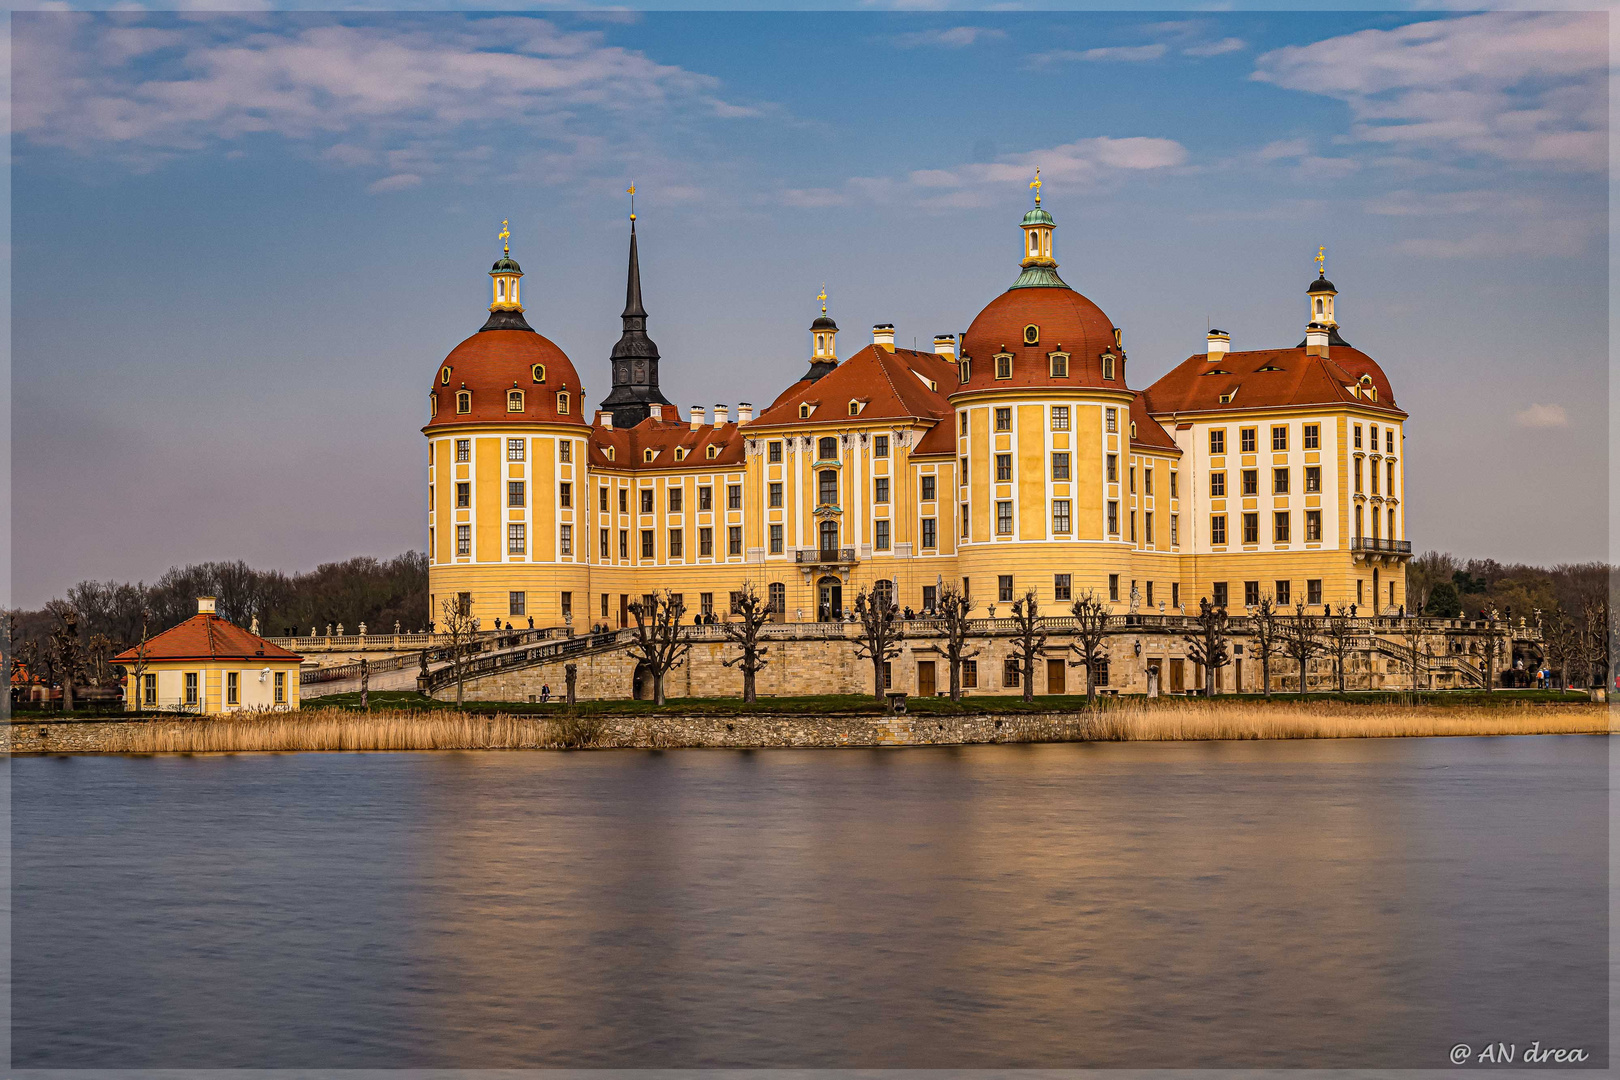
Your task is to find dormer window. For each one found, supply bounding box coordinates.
[1049,352,1069,378]
[800,403,813,418]
[1023,324,1039,346]
[429,393,438,417]
[706,445,719,459]
[1130,421,1138,439]
[557,392,569,414]
[958,358,971,383]
[606,446,616,461]
[531,364,546,383]
[848,400,861,416]
[995,353,1013,379]
[456,391,471,414]
[644,448,656,462]
[507,390,524,412]
[1102,353,1116,381]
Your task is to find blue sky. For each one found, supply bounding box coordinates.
[9,10,1609,606]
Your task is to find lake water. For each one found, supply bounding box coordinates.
[12,736,1609,1068]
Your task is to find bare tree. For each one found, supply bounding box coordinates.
[50,606,83,713]
[1479,617,1507,693]
[936,585,979,702]
[439,597,478,708]
[720,583,771,703]
[1067,590,1112,704]
[1324,604,1355,693]
[1400,615,1429,697]
[1282,602,1324,696]
[1250,595,1280,698]
[1008,590,1048,703]
[1543,606,1579,690]
[1578,583,1610,692]
[626,590,691,706]
[850,586,904,700]
[125,618,153,715]
[1183,597,1230,696]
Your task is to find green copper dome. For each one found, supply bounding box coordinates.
[1021,207,1054,227]
[491,255,523,274]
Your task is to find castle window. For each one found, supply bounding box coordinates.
[456,439,470,462]
[1102,354,1116,381]
[819,470,838,506]
[429,394,438,417]
[921,475,936,500]
[456,525,471,556]
[768,582,786,612]
[1315,298,1324,316]
[1272,425,1288,451]
[506,438,525,461]
[800,403,812,418]
[995,354,1013,379]
[508,481,525,507]
[849,400,860,416]
[1210,515,1226,545]
[959,358,971,383]
[644,449,655,462]
[819,436,838,461]
[1130,422,1137,439]
[706,445,719,459]
[1049,353,1068,378]
[673,447,686,461]
[1105,408,1118,433]
[997,501,1013,535]
[874,435,889,457]
[1209,429,1225,454]
[875,519,890,551]
[1240,428,1257,453]
[531,364,545,383]
[508,390,524,412]
[994,407,1011,432]
[441,366,451,385]
[606,447,615,461]
[557,392,569,415]
[1023,324,1039,346]
[456,391,471,414]
[559,441,571,462]
[508,523,526,554]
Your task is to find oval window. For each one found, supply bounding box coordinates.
[531,363,546,383]
[1023,324,1039,346]
[440,366,452,384]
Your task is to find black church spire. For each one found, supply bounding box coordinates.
[599,210,673,428]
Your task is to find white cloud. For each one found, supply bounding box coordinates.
[1258,138,1309,161]
[894,26,1006,49]
[1184,37,1244,57]
[789,135,1188,212]
[1366,188,1598,260]
[1514,403,1568,429]
[1033,43,1166,65]
[13,13,762,189]
[1253,13,1605,171]
[366,172,421,194]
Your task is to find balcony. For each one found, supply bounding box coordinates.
[1352,537,1412,557]
[796,547,858,566]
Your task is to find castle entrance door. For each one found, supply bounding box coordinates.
[917,661,936,698]
[818,577,843,621]
[1169,658,1185,693]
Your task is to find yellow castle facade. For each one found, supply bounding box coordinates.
[423,192,1410,631]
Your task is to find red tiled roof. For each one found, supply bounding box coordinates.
[749,344,957,428]
[1129,393,1180,453]
[959,286,1125,393]
[588,414,747,471]
[112,614,303,664]
[911,419,956,457]
[426,329,591,432]
[1142,345,1405,419]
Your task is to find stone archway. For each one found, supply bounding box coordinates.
[632,661,654,700]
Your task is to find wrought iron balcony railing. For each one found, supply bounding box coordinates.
[795,547,858,565]
[1352,537,1413,555]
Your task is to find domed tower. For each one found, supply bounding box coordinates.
[424,225,592,631]
[952,176,1174,615]
[803,287,840,382]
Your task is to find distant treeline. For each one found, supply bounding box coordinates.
[8,552,427,689]
[1405,553,1610,622]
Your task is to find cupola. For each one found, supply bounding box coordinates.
[802,287,841,383]
[1307,246,1337,327]
[490,220,523,312]
[1011,169,1068,290]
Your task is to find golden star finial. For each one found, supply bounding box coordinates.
[499,220,510,255]
[1029,167,1042,206]
[818,285,828,315]
[1316,246,1326,276]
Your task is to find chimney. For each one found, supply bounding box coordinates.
[933,334,957,358]
[713,404,729,426]
[198,596,217,615]
[690,405,705,430]
[737,402,753,424]
[649,404,663,421]
[1206,329,1230,361]
[872,323,895,350]
[1304,322,1330,359]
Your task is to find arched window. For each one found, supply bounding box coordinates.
[706,445,719,459]
[958,358,971,383]
[818,520,839,553]
[531,364,546,383]
[767,582,786,613]
[1315,298,1323,316]
[1130,421,1138,439]
[818,469,838,506]
[497,280,505,300]
[456,391,471,413]
[507,390,524,412]
[848,401,860,416]
[874,579,895,609]
[557,392,569,414]
[429,393,438,417]
[644,448,655,462]
[818,436,837,461]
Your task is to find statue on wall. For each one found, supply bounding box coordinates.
[1128,584,1141,614]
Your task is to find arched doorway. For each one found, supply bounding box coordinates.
[632,661,654,700]
[818,576,843,621]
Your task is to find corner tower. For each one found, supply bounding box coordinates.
[598,191,673,429]
[803,287,839,382]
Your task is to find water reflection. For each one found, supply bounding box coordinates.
[14,737,1608,1067]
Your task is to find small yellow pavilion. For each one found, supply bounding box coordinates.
[115,597,303,713]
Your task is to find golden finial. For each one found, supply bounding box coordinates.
[1316,246,1326,276]
[1029,167,1042,206]
[499,220,510,255]
[818,285,828,315]
[627,182,636,222]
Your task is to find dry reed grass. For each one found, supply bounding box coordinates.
[100,700,1611,754]
[1070,698,1613,743]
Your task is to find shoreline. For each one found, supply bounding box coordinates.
[8,699,1611,755]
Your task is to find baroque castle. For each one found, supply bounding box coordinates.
[424,187,1410,637]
